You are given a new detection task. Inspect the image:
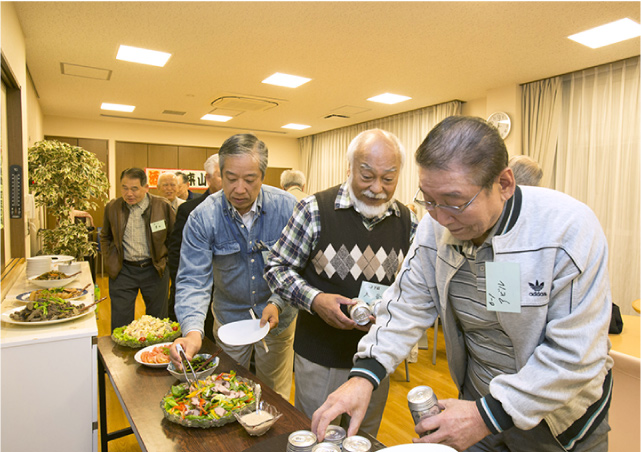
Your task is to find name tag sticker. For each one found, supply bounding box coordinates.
[485,262,521,313]
[358,281,390,306]
[150,220,166,233]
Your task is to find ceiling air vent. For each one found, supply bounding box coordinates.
[210,96,278,112]
[162,110,186,116]
[324,114,349,119]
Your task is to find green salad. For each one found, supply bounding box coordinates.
[112,315,181,348]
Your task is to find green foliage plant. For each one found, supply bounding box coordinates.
[28,140,109,259]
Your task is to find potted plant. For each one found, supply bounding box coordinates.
[28,140,110,260]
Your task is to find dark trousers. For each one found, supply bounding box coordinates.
[109,263,169,330]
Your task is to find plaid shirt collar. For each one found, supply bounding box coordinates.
[126,193,150,212]
[335,181,402,222]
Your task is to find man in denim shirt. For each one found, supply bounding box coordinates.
[170,134,298,399]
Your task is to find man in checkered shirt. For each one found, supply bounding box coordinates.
[264,129,417,435]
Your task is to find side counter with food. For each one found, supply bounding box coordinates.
[1,260,98,452]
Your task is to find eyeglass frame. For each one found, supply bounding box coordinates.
[413,185,486,215]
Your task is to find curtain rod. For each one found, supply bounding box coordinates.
[520,55,639,86]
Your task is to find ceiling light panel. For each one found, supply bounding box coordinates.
[116,45,171,67]
[282,123,311,130]
[201,114,233,122]
[568,18,641,49]
[367,93,412,104]
[101,103,135,112]
[262,72,311,88]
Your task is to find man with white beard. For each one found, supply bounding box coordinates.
[264,129,417,435]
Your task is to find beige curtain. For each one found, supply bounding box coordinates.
[524,57,640,315]
[298,100,462,207]
[521,77,563,188]
[556,57,640,315]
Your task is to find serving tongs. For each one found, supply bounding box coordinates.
[175,343,199,390]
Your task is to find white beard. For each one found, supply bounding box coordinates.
[347,176,394,219]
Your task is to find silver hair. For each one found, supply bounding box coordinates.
[509,155,543,186]
[346,129,406,169]
[280,170,306,190]
[204,154,220,176]
[218,134,268,178]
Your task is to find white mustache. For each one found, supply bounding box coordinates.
[362,190,387,200]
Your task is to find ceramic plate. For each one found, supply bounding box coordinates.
[27,274,79,289]
[381,444,457,452]
[134,342,173,367]
[1,304,96,326]
[217,319,269,346]
[15,288,89,302]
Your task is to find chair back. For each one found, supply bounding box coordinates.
[609,349,640,452]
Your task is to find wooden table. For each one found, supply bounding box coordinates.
[609,314,640,358]
[98,337,386,451]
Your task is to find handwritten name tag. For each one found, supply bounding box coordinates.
[150,220,166,233]
[485,262,521,313]
[358,281,390,306]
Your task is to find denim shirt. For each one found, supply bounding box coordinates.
[175,185,297,337]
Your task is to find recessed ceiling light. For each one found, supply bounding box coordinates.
[367,93,412,104]
[116,45,171,67]
[201,114,233,122]
[282,123,311,130]
[101,102,135,112]
[262,72,311,88]
[568,18,641,49]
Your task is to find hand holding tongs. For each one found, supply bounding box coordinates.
[175,343,198,389]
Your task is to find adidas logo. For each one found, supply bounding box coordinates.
[528,280,548,297]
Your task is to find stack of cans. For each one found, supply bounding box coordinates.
[324,425,346,447]
[312,443,342,452]
[287,430,318,452]
[342,435,372,452]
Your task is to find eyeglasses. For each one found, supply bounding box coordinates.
[413,186,485,214]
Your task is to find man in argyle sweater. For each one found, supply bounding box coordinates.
[264,129,417,435]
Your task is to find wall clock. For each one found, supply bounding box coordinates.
[487,112,511,139]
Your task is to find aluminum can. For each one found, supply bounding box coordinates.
[342,435,372,452]
[287,430,317,451]
[324,425,346,445]
[407,385,441,437]
[348,299,371,325]
[312,442,342,452]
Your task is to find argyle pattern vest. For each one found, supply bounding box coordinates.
[295,185,412,368]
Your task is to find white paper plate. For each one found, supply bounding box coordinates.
[217,319,270,346]
[134,342,173,367]
[16,288,89,302]
[1,304,96,326]
[381,444,457,452]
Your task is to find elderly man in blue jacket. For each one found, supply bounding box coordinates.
[169,133,297,399]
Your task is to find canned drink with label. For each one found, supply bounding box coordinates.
[287,430,318,451]
[407,385,441,437]
[348,299,371,325]
[324,425,346,444]
[342,435,372,452]
[312,442,342,452]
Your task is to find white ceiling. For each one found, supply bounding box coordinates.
[13,1,641,138]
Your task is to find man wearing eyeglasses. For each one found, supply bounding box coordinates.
[313,116,612,452]
[264,129,418,436]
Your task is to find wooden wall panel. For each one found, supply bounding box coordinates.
[264,167,289,189]
[206,147,219,159]
[148,144,178,169]
[116,142,148,180]
[178,146,207,171]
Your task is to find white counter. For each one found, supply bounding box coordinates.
[1,261,98,452]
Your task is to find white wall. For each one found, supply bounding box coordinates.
[1,2,38,258]
[43,115,301,199]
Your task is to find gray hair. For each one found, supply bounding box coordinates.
[204,154,220,176]
[415,116,508,188]
[175,171,189,184]
[218,134,268,178]
[346,129,406,169]
[158,171,177,182]
[280,170,306,190]
[509,155,543,186]
[120,167,147,185]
